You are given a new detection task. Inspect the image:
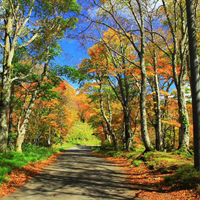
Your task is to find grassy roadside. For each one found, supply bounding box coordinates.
[93,143,200,193]
[0,143,74,185]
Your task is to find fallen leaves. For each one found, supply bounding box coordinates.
[94,152,200,200]
[0,152,62,198]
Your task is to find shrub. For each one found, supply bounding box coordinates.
[100,141,114,151]
[164,165,200,190]
[0,144,55,185]
[164,175,174,185]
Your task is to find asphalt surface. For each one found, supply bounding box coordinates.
[2,146,138,200]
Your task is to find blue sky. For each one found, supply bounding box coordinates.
[55,38,89,88]
[57,39,88,67]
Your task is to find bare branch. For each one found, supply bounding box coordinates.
[0,43,5,49]
[12,67,34,82]
[100,37,140,68]
[18,31,39,48]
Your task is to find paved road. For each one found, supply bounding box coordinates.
[2,146,138,200]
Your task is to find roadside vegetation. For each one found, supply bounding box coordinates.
[0,124,100,186]
[93,142,200,195]
[0,143,75,185]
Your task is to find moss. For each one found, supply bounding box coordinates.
[94,144,193,173]
[172,148,193,159]
[164,165,200,191]
[141,150,193,170]
[132,159,143,167]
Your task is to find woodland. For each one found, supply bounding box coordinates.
[0,0,200,198]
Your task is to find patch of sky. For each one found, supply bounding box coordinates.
[54,38,89,89]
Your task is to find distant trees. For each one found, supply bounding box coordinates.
[76,0,199,153]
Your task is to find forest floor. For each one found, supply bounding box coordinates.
[93,146,200,200]
[1,145,199,200]
[0,146,138,200]
[0,151,63,198]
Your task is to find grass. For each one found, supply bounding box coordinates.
[56,143,75,152]
[94,142,200,192]
[93,143,193,169]
[0,143,74,185]
[142,150,193,170]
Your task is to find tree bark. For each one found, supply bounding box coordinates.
[186,0,200,170]
[177,86,190,149]
[149,14,163,151]
[7,83,15,147]
[0,2,36,152]
[16,90,38,152]
[139,3,153,151]
[102,122,111,142]
[162,0,190,150]
[99,82,118,151]
[0,12,14,152]
[140,56,153,151]
[154,55,163,151]
[16,50,49,152]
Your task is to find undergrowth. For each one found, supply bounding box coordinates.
[94,142,199,192]
[164,165,200,192]
[0,143,73,185]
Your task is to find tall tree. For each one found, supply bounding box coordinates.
[186,0,200,170]
[83,0,153,151]
[161,0,190,149]
[146,4,163,151]
[0,0,80,152]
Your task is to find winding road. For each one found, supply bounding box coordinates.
[2,146,138,200]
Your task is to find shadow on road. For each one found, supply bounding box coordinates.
[2,146,139,200]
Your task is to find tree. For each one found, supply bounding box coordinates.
[0,0,80,152]
[145,5,164,151]
[160,0,190,149]
[79,55,119,150]
[81,0,153,151]
[186,0,200,170]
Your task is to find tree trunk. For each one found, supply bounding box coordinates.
[140,67,153,151]
[16,47,49,152]
[178,1,190,149]
[123,106,132,151]
[153,53,163,151]
[16,91,38,152]
[99,82,118,151]
[7,83,15,147]
[139,3,153,151]
[102,122,111,142]
[0,76,11,152]
[186,0,200,170]
[162,0,190,151]
[0,13,15,152]
[149,13,163,151]
[177,86,190,149]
